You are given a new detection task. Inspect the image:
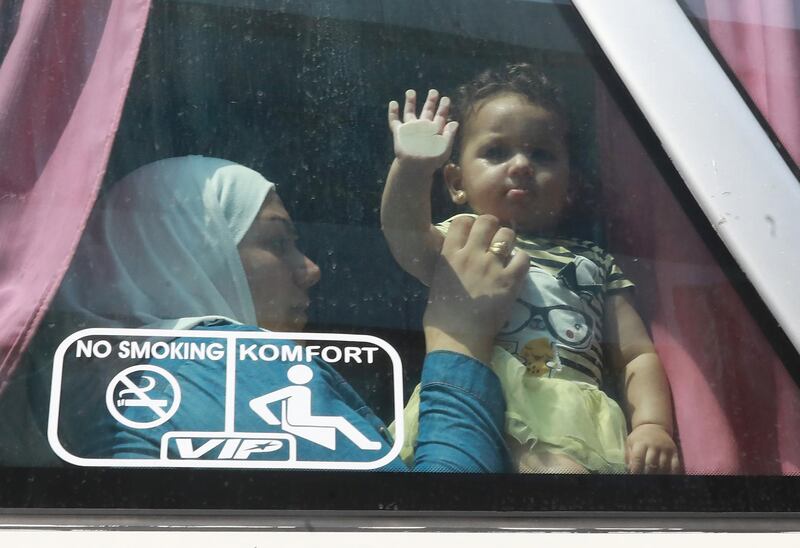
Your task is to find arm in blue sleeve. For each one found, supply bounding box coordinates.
[412,351,509,473]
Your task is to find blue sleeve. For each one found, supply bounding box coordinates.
[412,351,509,473]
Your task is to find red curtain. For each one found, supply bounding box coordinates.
[0,0,151,392]
[705,0,800,167]
[597,0,800,474]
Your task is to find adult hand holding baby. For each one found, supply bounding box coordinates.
[423,215,528,366]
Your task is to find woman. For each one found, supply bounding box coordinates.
[50,156,528,471]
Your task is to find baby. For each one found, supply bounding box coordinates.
[381,64,679,474]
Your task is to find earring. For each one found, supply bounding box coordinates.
[453,190,467,205]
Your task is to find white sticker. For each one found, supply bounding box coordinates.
[48,328,404,470]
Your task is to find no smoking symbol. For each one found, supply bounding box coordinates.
[106,365,181,429]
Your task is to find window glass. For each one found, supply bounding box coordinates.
[1,0,799,512]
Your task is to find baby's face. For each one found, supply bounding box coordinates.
[448,93,570,233]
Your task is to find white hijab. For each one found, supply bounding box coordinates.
[52,155,274,332]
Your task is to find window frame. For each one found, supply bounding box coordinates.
[2,0,800,529]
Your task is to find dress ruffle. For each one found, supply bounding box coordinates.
[391,346,628,473]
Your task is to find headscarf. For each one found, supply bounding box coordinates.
[52,155,274,332]
[3,156,275,464]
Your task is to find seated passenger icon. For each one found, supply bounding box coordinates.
[249,364,382,451]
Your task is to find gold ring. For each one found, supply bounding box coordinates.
[488,240,511,258]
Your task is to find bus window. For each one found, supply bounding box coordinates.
[1,0,799,514]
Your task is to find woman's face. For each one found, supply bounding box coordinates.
[238,194,321,331]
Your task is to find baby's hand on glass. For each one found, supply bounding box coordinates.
[625,423,681,474]
[388,89,458,171]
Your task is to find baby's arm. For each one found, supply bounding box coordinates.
[381,89,458,285]
[605,291,681,474]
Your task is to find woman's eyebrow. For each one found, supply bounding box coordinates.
[265,216,298,237]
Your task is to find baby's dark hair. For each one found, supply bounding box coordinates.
[449,63,569,160]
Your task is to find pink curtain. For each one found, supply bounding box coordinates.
[705,0,800,167]
[596,0,800,474]
[0,0,151,393]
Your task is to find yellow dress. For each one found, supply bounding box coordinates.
[392,346,628,473]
